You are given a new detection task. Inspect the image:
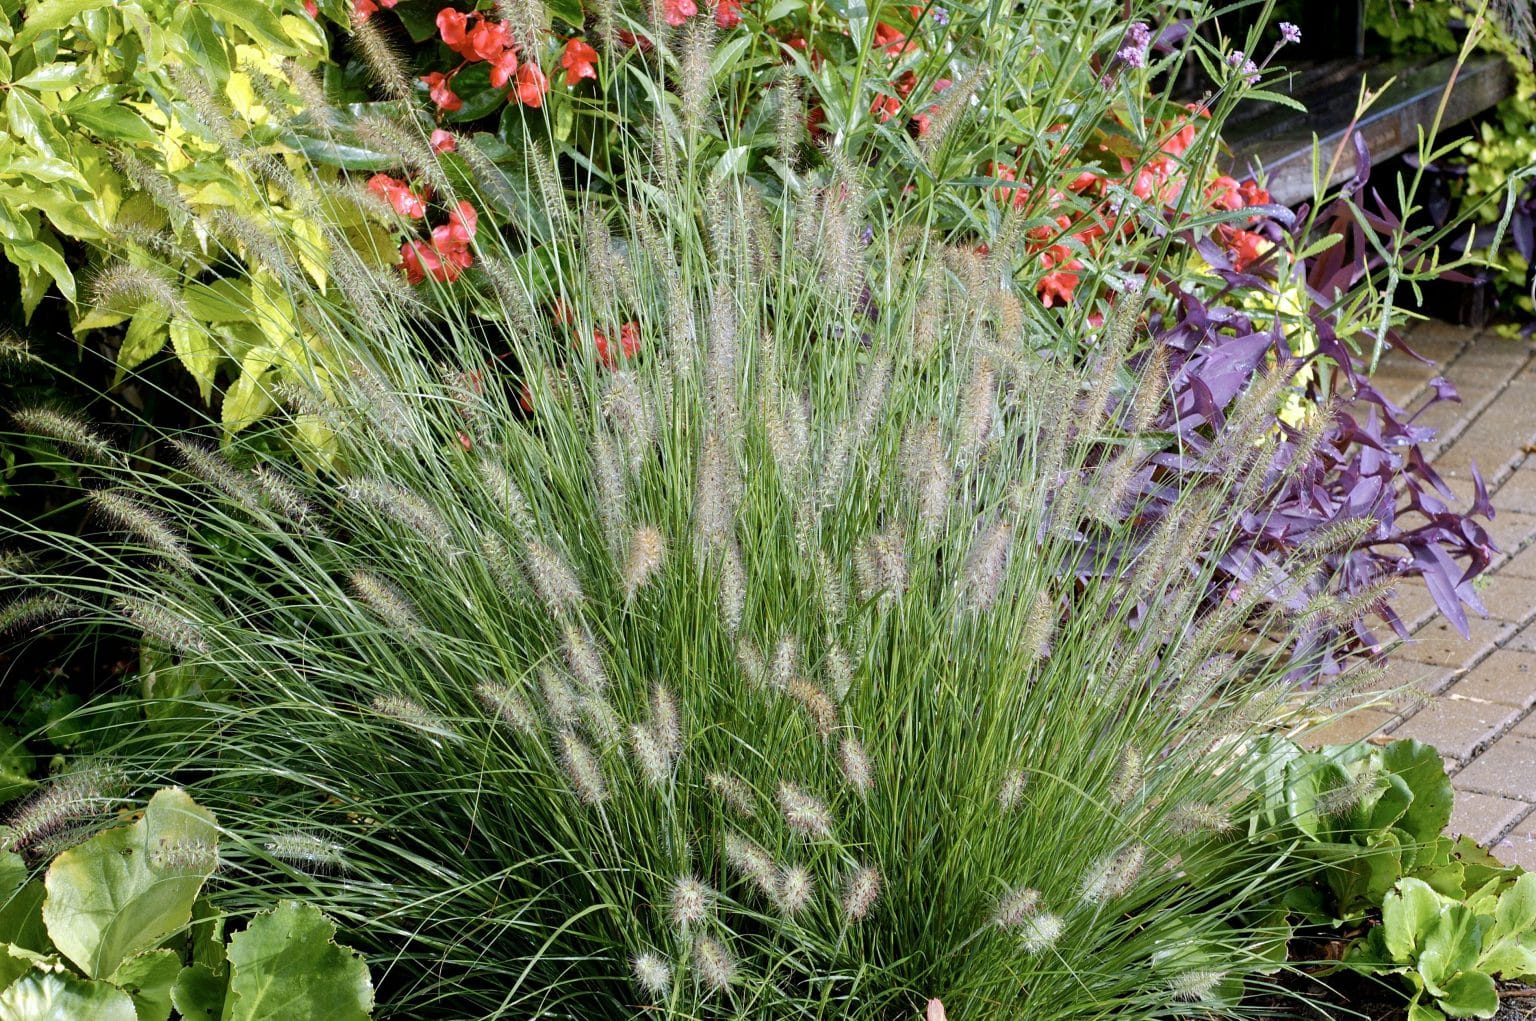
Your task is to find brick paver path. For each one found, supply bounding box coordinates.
[1302,321,1536,868]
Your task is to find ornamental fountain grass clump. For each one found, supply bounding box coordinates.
[2,145,1429,1019]
[0,3,1498,1015]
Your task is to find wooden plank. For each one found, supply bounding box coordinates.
[1225,54,1514,206]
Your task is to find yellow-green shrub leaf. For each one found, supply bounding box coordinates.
[221,351,277,435]
[170,318,219,404]
[13,0,115,47]
[41,788,218,979]
[196,0,299,54]
[115,306,170,380]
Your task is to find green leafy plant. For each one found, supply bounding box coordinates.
[1355,873,1536,1020]
[0,787,373,1020]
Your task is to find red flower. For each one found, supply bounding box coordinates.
[713,0,745,28]
[402,201,480,285]
[490,46,520,88]
[466,18,511,61]
[456,430,474,452]
[353,0,398,21]
[871,92,901,123]
[1038,269,1079,308]
[366,173,427,219]
[873,21,912,57]
[663,0,697,26]
[422,71,463,112]
[591,321,641,368]
[437,8,470,52]
[617,29,654,50]
[304,0,318,17]
[1206,175,1244,211]
[514,62,549,107]
[560,38,599,85]
[1222,227,1269,272]
[551,297,575,325]
[401,240,444,285]
[430,129,457,153]
[1238,179,1271,207]
[619,321,640,358]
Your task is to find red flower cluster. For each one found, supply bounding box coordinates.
[401,200,479,284]
[651,0,749,29]
[592,321,641,368]
[560,38,598,86]
[367,173,427,219]
[424,7,550,113]
[988,105,1275,307]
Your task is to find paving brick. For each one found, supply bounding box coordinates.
[1454,732,1536,799]
[1475,572,1536,624]
[1435,386,1536,480]
[1444,650,1536,710]
[1389,583,1443,632]
[1446,790,1533,844]
[1497,466,1536,515]
[1403,320,1476,364]
[1493,821,1536,870]
[1391,696,1522,764]
[1395,615,1517,670]
[1299,708,1395,748]
[1484,511,1536,562]
[1500,543,1536,580]
[1507,621,1536,656]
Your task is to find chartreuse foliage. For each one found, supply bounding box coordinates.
[0,0,393,437]
[0,788,373,1020]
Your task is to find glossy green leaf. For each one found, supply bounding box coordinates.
[66,103,155,143]
[5,238,74,304]
[1434,970,1497,1019]
[41,788,218,979]
[1493,872,1536,939]
[0,968,137,1021]
[12,0,114,47]
[1379,740,1454,842]
[5,89,66,160]
[170,4,231,80]
[0,879,48,955]
[1385,878,1444,961]
[225,901,373,1020]
[1419,903,1484,994]
[109,949,180,1021]
[12,63,81,91]
[195,0,298,53]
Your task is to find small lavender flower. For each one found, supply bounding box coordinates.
[1279,21,1301,44]
[931,5,948,25]
[1117,22,1150,68]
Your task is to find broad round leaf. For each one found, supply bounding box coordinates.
[225,901,372,1021]
[41,788,218,979]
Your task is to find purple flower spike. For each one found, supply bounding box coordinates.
[1280,21,1301,44]
[1117,44,1147,69]
[1225,49,1246,68]
[931,6,949,25]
